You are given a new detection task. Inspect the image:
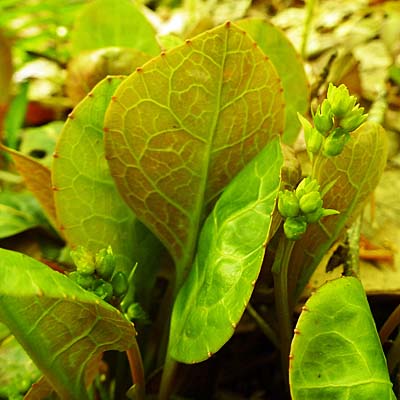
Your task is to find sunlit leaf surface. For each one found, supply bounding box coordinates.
[236,18,309,144]
[104,22,285,283]
[290,121,388,298]
[170,138,283,362]
[0,249,137,400]
[290,277,395,400]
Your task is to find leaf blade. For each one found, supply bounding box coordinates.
[104,22,285,282]
[169,138,283,362]
[0,248,137,400]
[290,277,395,400]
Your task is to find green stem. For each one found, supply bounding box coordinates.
[247,303,279,348]
[126,340,146,400]
[272,237,296,383]
[159,355,179,400]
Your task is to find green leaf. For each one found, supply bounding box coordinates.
[104,22,285,284]
[53,77,137,272]
[236,18,310,145]
[0,335,40,398]
[290,121,388,298]
[169,138,283,363]
[70,0,160,56]
[290,277,395,400]
[0,248,138,400]
[0,191,50,239]
[1,145,58,231]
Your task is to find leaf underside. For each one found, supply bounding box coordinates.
[170,137,283,363]
[0,249,137,400]
[290,277,395,400]
[104,22,285,282]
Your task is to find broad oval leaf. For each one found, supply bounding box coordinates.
[53,76,138,272]
[290,277,395,400]
[1,145,58,231]
[104,22,285,283]
[289,121,388,299]
[70,0,160,56]
[0,248,137,400]
[236,18,310,145]
[169,137,283,363]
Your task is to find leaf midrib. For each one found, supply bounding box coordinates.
[176,26,230,287]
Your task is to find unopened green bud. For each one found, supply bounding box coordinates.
[327,83,357,118]
[299,191,323,214]
[95,246,116,281]
[278,190,300,218]
[283,216,307,241]
[305,208,324,223]
[306,128,323,154]
[94,280,113,302]
[313,102,333,134]
[70,246,95,275]
[126,303,148,321]
[295,177,320,200]
[69,271,95,289]
[111,271,128,297]
[323,128,348,157]
[339,105,367,131]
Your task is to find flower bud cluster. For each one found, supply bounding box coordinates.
[278,177,339,240]
[69,245,128,303]
[299,83,367,158]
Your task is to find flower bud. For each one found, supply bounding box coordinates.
[339,105,367,132]
[70,246,95,275]
[278,190,300,218]
[95,246,116,281]
[306,128,323,154]
[111,271,129,297]
[126,303,148,321]
[323,129,348,157]
[327,83,357,118]
[299,191,323,214]
[283,216,307,241]
[304,208,324,223]
[69,271,95,289]
[94,280,113,302]
[313,102,333,134]
[295,177,320,200]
